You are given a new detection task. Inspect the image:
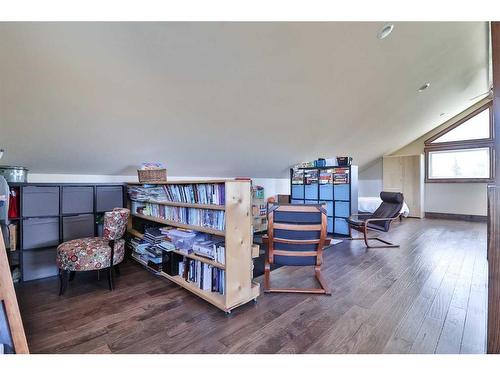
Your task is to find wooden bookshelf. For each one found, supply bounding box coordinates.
[127,180,259,313]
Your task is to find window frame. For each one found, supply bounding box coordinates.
[424,102,494,183]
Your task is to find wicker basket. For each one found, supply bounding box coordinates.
[138,169,167,183]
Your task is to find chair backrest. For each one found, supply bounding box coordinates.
[103,208,130,241]
[267,203,327,266]
[371,192,404,231]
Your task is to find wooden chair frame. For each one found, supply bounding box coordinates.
[348,213,401,248]
[0,227,29,353]
[264,204,331,295]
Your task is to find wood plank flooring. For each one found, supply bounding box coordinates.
[15,218,487,354]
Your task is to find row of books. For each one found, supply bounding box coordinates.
[127,183,225,205]
[130,236,163,270]
[292,168,350,185]
[192,240,225,264]
[179,259,225,294]
[162,184,225,205]
[134,203,225,231]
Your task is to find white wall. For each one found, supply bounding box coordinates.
[358,159,383,197]
[425,183,488,216]
[27,173,290,200]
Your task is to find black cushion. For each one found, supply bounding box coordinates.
[379,191,404,204]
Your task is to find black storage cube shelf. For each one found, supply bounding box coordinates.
[11,183,125,282]
[62,186,94,214]
[22,186,59,217]
[290,166,358,236]
[62,214,95,242]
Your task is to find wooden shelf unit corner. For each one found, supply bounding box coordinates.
[126,179,260,313]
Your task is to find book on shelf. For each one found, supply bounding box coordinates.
[319,170,333,184]
[192,240,225,263]
[304,169,319,184]
[128,183,225,205]
[291,169,304,185]
[8,223,17,251]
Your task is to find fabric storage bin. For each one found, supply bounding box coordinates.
[319,184,333,200]
[291,185,304,199]
[22,186,60,217]
[304,184,318,200]
[62,186,94,214]
[22,247,58,281]
[23,217,59,249]
[327,217,333,233]
[335,201,350,218]
[96,186,123,212]
[63,214,95,242]
[334,218,350,235]
[334,184,350,201]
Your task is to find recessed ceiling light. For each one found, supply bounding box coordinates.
[377,23,394,40]
[418,82,431,92]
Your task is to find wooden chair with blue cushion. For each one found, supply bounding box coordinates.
[347,191,404,248]
[264,203,331,295]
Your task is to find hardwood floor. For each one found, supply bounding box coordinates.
[15,218,487,354]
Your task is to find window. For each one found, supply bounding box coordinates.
[424,103,493,182]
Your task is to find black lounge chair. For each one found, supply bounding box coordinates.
[347,192,404,248]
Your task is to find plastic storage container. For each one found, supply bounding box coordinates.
[23,217,59,249]
[62,186,94,214]
[166,229,197,251]
[63,214,95,242]
[22,186,60,217]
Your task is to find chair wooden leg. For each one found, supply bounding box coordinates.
[264,265,331,295]
[315,266,332,295]
[59,270,69,296]
[107,267,114,291]
[69,271,76,282]
[263,262,271,293]
[114,265,121,277]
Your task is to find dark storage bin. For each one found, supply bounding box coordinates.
[163,252,184,276]
[22,247,58,281]
[62,186,94,214]
[63,214,95,242]
[23,217,59,250]
[96,186,123,212]
[22,186,60,217]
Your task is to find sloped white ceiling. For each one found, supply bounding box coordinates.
[0,22,490,177]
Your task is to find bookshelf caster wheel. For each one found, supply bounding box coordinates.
[253,298,258,304]
[225,310,232,316]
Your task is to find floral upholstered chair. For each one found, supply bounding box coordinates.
[56,208,130,295]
